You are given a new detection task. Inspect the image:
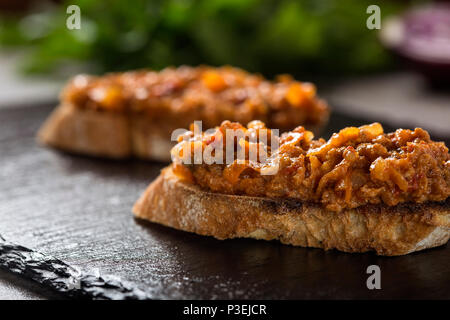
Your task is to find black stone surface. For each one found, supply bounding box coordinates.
[0,104,449,299]
[0,234,149,299]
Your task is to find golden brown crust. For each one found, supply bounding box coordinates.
[37,104,175,161]
[130,114,174,161]
[37,104,327,162]
[133,166,450,256]
[37,104,132,158]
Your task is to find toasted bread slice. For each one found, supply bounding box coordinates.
[37,104,325,162]
[38,104,174,161]
[130,115,174,162]
[37,66,331,161]
[37,104,132,158]
[133,167,450,256]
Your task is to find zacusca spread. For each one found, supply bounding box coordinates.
[62,66,329,132]
[171,121,450,212]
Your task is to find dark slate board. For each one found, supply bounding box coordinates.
[0,104,449,300]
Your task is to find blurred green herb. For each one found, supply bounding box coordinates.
[0,0,405,76]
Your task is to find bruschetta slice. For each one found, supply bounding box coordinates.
[133,121,450,255]
[38,66,329,161]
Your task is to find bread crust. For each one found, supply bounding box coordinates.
[38,104,174,161]
[38,104,325,162]
[37,104,132,158]
[130,115,174,162]
[133,166,450,256]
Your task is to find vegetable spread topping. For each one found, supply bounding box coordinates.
[62,66,328,131]
[171,121,450,212]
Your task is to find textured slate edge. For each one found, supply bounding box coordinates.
[0,234,151,300]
